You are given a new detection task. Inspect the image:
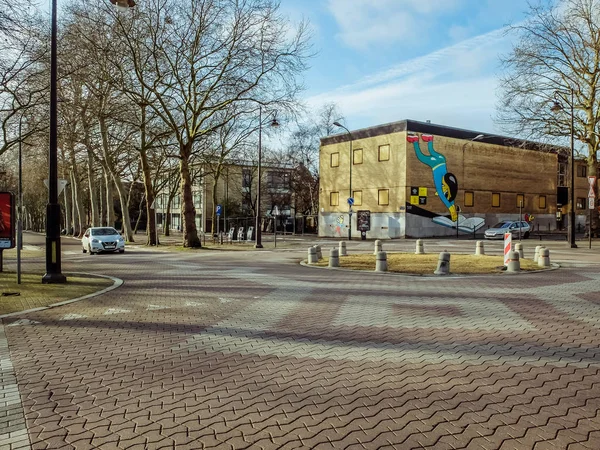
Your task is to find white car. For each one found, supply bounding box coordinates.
[82,227,125,254]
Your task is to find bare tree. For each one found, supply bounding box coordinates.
[496,0,600,229]
[110,0,311,247]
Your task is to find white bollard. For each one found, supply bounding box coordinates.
[314,245,322,260]
[373,240,382,255]
[538,248,550,267]
[329,248,339,268]
[475,241,485,255]
[375,251,388,272]
[434,252,451,275]
[533,245,542,263]
[514,243,524,259]
[506,251,521,273]
[415,239,424,255]
[308,247,318,264]
[339,241,347,256]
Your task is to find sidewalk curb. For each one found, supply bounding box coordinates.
[0,273,123,319]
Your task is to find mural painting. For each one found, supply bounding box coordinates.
[406,134,485,233]
[334,215,345,236]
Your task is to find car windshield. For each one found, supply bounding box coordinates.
[492,222,512,229]
[91,228,119,236]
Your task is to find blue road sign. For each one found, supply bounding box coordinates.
[216,204,222,216]
[348,197,354,206]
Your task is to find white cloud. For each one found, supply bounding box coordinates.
[327,0,463,50]
[306,25,516,135]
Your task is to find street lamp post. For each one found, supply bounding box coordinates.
[333,122,353,240]
[42,0,66,284]
[552,88,577,248]
[255,106,279,249]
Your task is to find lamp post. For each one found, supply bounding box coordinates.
[333,122,353,240]
[551,88,577,248]
[42,0,66,283]
[255,105,279,249]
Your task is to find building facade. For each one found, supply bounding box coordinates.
[319,119,593,239]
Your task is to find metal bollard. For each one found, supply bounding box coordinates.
[339,241,347,256]
[308,247,318,264]
[475,240,485,255]
[373,240,382,255]
[314,245,322,260]
[329,248,340,268]
[538,248,550,267]
[533,245,542,263]
[514,243,524,259]
[506,250,520,273]
[375,251,388,272]
[434,252,451,275]
[415,239,424,255]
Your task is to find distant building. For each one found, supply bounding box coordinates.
[319,119,592,239]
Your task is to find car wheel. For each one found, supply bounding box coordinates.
[119,249,125,254]
[524,231,530,239]
[88,245,95,255]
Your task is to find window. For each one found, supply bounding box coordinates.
[353,190,362,206]
[330,152,339,167]
[464,191,474,207]
[378,144,390,161]
[577,197,585,210]
[242,168,252,188]
[353,148,363,165]
[539,195,547,209]
[577,165,587,177]
[558,163,566,187]
[267,171,290,189]
[492,193,501,207]
[516,194,524,208]
[330,191,339,206]
[378,189,389,205]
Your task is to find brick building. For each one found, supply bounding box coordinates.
[319,119,592,239]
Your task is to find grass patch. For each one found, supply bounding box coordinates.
[0,272,113,316]
[311,252,541,275]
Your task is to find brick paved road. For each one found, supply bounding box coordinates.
[2,246,600,449]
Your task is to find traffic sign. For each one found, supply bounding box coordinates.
[589,198,595,210]
[216,204,222,216]
[348,197,354,206]
[588,176,596,198]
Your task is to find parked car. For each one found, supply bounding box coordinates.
[82,227,125,254]
[484,221,531,239]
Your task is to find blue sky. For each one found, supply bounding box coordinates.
[280,0,531,135]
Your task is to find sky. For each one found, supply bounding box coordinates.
[279,0,531,136]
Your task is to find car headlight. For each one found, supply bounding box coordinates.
[119,237,124,242]
[92,239,99,243]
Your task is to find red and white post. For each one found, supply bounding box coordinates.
[503,232,512,265]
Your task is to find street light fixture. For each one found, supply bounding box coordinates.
[551,88,577,248]
[110,0,136,11]
[333,121,353,240]
[255,106,279,249]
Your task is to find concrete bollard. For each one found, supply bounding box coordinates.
[434,252,451,275]
[373,240,383,255]
[514,243,524,259]
[329,248,340,268]
[533,245,543,263]
[308,247,318,264]
[375,251,388,272]
[475,241,485,256]
[314,245,322,260]
[415,239,424,255]
[339,241,347,256]
[538,248,550,267]
[506,251,521,273]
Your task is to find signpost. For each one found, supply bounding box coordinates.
[588,176,596,249]
[273,206,279,248]
[0,192,15,273]
[216,204,222,238]
[347,197,354,241]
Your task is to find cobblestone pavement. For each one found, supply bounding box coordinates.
[2,246,600,449]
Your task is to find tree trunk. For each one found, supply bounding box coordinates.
[139,104,156,245]
[63,183,71,236]
[70,169,86,237]
[180,142,201,247]
[87,147,99,227]
[210,166,222,235]
[104,165,115,228]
